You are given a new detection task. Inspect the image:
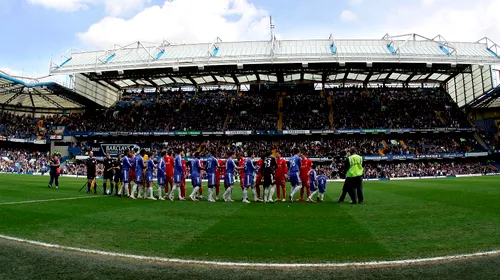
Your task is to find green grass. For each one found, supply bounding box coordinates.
[0,174,500,266]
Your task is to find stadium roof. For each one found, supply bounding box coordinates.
[0,72,102,111]
[51,34,499,81]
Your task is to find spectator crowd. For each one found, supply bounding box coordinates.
[0,86,476,137]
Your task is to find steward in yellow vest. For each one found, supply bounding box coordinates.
[337,147,364,204]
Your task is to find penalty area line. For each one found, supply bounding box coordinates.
[0,196,102,205]
[0,234,499,268]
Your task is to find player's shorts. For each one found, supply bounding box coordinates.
[310,181,318,191]
[301,175,310,188]
[276,176,286,187]
[225,173,235,186]
[157,176,165,185]
[263,173,275,188]
[135,173,143,183]
[289,172,301,186]
[256,174,263,186]
[122,170,130,182]
[245,174,255,188]
[103,171,114,180]
[166,175,174,184]
[87,174,96,180]
[207,173,216,187]
[191,176,201,187]
[174,173,182,184]
[318,184,326,194]
[146,173,153,184]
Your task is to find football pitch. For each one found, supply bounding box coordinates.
[1,174,500,279]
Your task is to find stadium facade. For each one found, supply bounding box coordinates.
[50,33,500,108]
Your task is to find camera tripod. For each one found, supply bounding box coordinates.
[78,179,103,194]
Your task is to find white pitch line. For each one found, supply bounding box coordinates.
[0,196,101,205]
[0,234,499,268]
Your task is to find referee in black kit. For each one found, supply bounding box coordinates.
[103,153,114,195]
[86,151,98,194]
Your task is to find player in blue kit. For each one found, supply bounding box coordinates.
[222,151,242,202]
[317,168,328,202]
[205,150,219,203]
[145,152,156,200]
[169,149,185,201]
[288,148,302,202]
[118,150,133,197]
[244,152,259,204]
[130,149,146,199]
[189,152,203,201]
[157,150,167,200]
[307,164,318,203]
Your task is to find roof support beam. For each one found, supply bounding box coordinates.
[29,91,35,108]
[384,70,394,84]
[405,73,416,84]
[231,73,239,85]
[32,88,64,109]
[146,78,158,87]
[3,91,23,105]
[364,71,373,86]
[43,86,83,107]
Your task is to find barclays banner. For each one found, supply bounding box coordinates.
[88,143,151,157]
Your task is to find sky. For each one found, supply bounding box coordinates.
[0,0,499,80]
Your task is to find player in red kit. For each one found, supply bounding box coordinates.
[254,155,264,201]
[238,153,246,190]
[216,157,225,200]
[275,152,288,202]
[180,159,187,200]
[299,153,312,201]
[165,151,174,196]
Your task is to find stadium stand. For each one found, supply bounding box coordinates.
[1,34,499,180]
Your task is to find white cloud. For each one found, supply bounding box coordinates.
[339,10,357,22]
[380,0,500,42]
[27,0,150,16]
[78,0,271,48]
[27,0,95,12]
[0,68,22,77]
[104,0,151,16]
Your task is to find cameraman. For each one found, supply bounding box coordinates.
[47,154,60,189]
[86,151,98,194]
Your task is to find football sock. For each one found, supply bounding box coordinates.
[256,186,261,198]
[242,188,248,201]
[131,184,137,197]
[264,188,269,201]
[276,185,281,199]
[215,186,220,196]
[103,183,107,194]
[199,186,203,196]
[309,190,318,200]
[169,186,176,199]
[191,187,200,198]
[282,187,286,199]
[148,186,154,198]
[307,188,311,198]
[223,186,232,200]
[208,188,214,200]
[269,186,275,201]
[251,188,257,201]
[299,187,304,199]
[157,187,162,198]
